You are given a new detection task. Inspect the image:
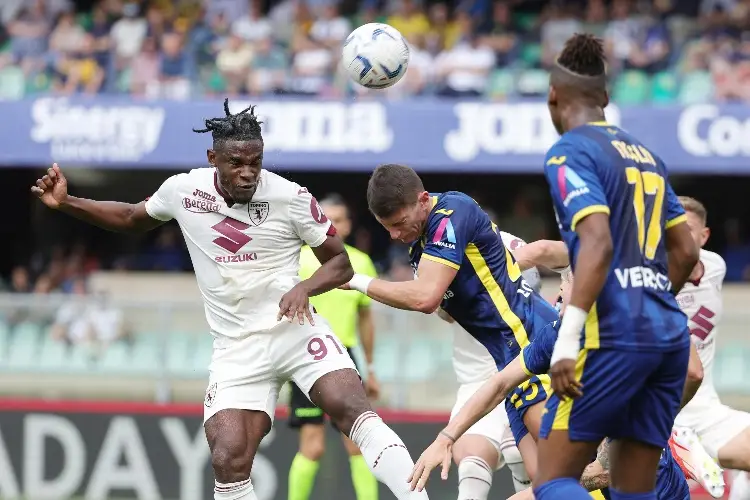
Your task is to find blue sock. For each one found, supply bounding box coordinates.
[608,488,657,500]
[534,478,592,499]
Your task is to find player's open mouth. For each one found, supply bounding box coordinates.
[236,185,256,192]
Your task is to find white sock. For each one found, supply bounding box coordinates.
[730,471,750,500]
[501,439,531,493]
[214,479,257,500]
[458,456,493,500]
[349,411,429,499]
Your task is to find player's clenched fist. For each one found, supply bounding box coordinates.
[30,163,68,209]
[277,283,316,326]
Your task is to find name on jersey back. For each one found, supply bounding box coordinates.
[615,265,671,292]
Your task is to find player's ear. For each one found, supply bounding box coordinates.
[206,149,215,167]
[417,191,431,205]
[702,226,710,246]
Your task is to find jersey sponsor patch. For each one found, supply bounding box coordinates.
[430,216,457,249]
[557,165,590,207]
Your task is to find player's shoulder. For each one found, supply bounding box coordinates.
[254,170,303,203]
[432,191,481,214]
[700,249,727,276]
[544,132,600,169]
[499,231,527,251]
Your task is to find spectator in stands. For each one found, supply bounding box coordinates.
[309,3,351,50]
[110,1,147,67]
[582,0,608,37]
[216,33,253,95]
[48,10,86,58]
[52,33,104,94]
[478,0,520,67]
[604,0,645,72]
[287,33,334,96]
[87,290,128,352]
[155,31,193,100]
[144,4,168,41]
[130,36,160,96]
[7,2,50,75]
[231,0,272,43]
[387,0,430,41]
[51,276,91,346]
[435,24,495,97]
[540,2,583,68]
[393,33,433,96]
[247,35,287,95]
[625,4,673,74]
[87,4,112,70]
[144,226,187,272]
[425,3,460,54]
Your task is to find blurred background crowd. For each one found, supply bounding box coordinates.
[1,0,750,102]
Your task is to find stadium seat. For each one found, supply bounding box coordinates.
[0,67,25,100]
[373,336,398,383]
[96,341,132,373]
[115,68,132,94]
[678,71,714,105]
[519,43,542,68]
[191,335,213,376]
[38,335,68,371]
[714,347,750,393]
[516,69,549,97]
[651,71,678,103]
[403,338,435,382]
[612,70,650,105]
[24,71,51,94]
[165,333,196,376]
[129,334,163,374]
[6,323,41,370]
[0,322,8,361]
[67,342,94,372]
[486,69,516,100]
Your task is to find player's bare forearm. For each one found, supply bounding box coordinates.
[60,197,163,233]
[366,278,439,313]
[357,307,375,365]
[514,240,569,271]
[580,461,610,491]
[569,213,612,312]
[443,358,527,440]
[681,341,704,409]
[666,222,700,294]
[307,236,354,296]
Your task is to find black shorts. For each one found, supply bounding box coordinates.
[288,347,360,429]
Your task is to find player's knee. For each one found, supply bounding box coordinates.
[211,441,252,484]
[299,426,326,460]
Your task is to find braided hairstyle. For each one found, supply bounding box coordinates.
[556,33,606,77]
[193,98,263,148]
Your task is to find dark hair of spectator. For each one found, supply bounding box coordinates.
[367,164,425,218]
[557,33,606,77]
[192,98,263,148]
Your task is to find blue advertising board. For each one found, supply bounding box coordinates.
[0,97,748,173]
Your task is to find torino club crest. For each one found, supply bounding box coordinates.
[247,202,269,226]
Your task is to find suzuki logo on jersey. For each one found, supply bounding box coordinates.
[557,166,590,207]
[212,217,252,254]
[615,266,671,292]
[430,217,456,249]
[689,306,716,341]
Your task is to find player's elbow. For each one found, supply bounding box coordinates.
[415,292,442,314]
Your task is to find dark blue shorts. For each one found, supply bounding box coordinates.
[539,346,689,448]
[506,374,552,445]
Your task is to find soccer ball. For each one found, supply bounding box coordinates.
[342,23,410,89]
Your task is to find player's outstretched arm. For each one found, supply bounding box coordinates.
[513,240,569,272]
[31,164,164,233]
[408,357,529,491]
[680,341,704,409]
[306,235,354,296]
[348,258,456,314]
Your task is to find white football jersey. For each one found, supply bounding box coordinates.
[451,232,542,385]
[676,249,727,413]
[145,168,332,338]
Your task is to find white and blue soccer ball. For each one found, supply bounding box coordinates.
[342,23,410,89]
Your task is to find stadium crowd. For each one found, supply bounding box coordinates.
[0,0,749,102]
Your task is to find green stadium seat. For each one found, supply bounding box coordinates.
[166,333,196,376]
[67,343,94,372]
[373,336,398,383]
[403,338,434,382]
[612,70,650,105]
[115,68,132,93]
[25,71,51,94]
[515,13,538,33]
[678,71,714,105]
[519,43,542,68]
[516,69,549,97]
[6,323,41,370]
[192,335,213,376]
[0,67,26,100]
[651,71,678,103]
[130,334,164,373]
[96,342,131,373]
[486,69,516,100]
[0,322,9,362]
[38,335,68,371]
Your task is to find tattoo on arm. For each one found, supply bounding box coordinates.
[580,463,610,491]
[596,440,611,470]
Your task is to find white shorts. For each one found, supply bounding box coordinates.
[450,381,511,468]
[203,316,358,424]
[678,404,750,459]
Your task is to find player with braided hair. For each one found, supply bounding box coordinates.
[534,34,700,500]
[30,99,430,500]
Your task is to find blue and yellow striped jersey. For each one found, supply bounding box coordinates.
[409,192,559,368]
[544,123,690,352]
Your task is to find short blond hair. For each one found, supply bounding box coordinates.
[678,196,707,224]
